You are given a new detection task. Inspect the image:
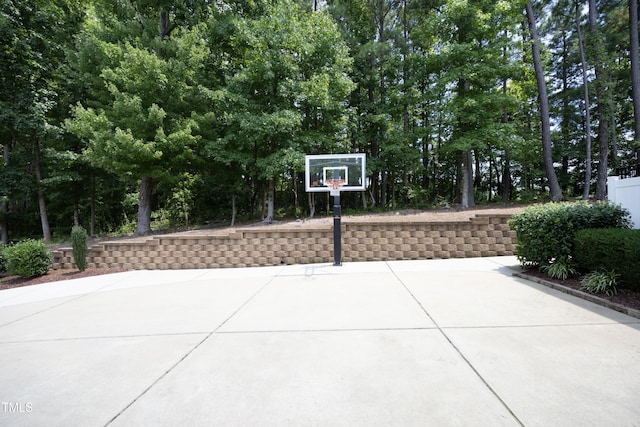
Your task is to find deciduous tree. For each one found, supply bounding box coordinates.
[211,0,354,222]
[66,4,209,235]
[0,0,85,242]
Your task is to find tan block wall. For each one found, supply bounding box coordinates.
[52,214,516,270]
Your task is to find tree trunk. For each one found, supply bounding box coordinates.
[1,142,9,245]
[525,1,564,201]
[630,0,640,172]
[501,64,511,204]
[73,202,79,226]
[72,180,80,227]
[588,0,609,199]
[134,176,156,236]
[90,176,96,237]
[292,168,299,216]
[231,193,237,226]
[474,150,481,189]
[488,154,493,202]
[368,188,376,209]
[368,51,380,206]
[422,114,430,190]
[381,171,388,208]
[609,72,618,168]
[308,192,316,219]
[326,192,330,214]
[32,134,52,242]
[455,152,463,204]
[502,150,511,203]
[263,179,274,223]
[461,150,474,208]
[160,10,169,40]
[559,34,571,193]
[576,0,593,199]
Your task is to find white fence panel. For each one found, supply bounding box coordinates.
[607,176,640,229]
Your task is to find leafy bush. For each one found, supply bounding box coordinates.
[71,225,88,272]
[509,202,631,267]
[0,246,7,273]
[4,240,52,278]
[574,228,640,291]
[539,256,577,280]
[581,270,619,296]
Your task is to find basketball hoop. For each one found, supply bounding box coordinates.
[325,179,345,196]
[305,153,367,267]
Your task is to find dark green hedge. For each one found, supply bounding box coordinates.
[574,228,640,291]
[509,202,631,267]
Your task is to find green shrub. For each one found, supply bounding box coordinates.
[581,270,619,296]
[0,246,7,273]
[509,202,631,267]
[574,228,640,291]
[71,225,88,271]
[4,240,52,278]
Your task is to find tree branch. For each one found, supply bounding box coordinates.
[128,1,145,30]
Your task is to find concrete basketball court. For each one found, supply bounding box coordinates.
[1,256,639,426]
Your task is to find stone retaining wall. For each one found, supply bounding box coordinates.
[52,214,516,270]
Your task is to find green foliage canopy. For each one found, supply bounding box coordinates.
[207,0,355,194]
[66,29,208,182]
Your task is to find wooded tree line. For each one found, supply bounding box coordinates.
[1,0,639,241]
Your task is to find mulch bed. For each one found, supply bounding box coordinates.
[0,268,129,291]
[518,269,640,317]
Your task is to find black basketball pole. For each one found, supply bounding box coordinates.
[333,192,342,266]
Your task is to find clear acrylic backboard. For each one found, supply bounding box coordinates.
[305,153,366,193]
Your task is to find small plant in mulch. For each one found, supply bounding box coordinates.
[581,270,619,297]
[539,256,578,281]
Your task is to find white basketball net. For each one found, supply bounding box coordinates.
[325,179,345,196]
